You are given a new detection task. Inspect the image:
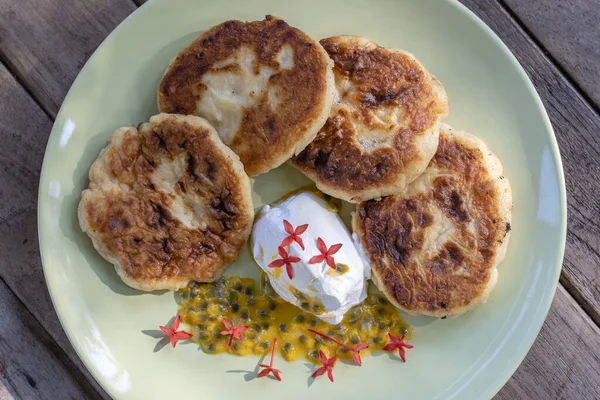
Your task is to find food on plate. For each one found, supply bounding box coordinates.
[250,191,368,324]
[158,15,335,177]
[78,114,254,291]
[176,274,411,361]
[291,35,449,203]
[76,12,516,380]
[353,124,512,317]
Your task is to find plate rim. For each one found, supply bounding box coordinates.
[36,0,568,398]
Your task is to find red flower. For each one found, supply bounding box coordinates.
[308,328,369,366]
[311,350,337,382]
[159,315,193,348]
[383,333,413,362]
[257,338,282,381]
[280,219,309,250]
[268,246,301,279]
[309,238,343,269]
[220,318,248,347]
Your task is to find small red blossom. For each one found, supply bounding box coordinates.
[309,238,343,269]
[220,318,248,347]
[159,315,193,348]
[280,219,309,250]
[308,328,369,366]
[383,333,413,362]
[268,246,301,279]
[257,338,282,381]
[311,350,337,382]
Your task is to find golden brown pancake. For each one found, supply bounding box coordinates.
[353,125,512,317]
[158,15,335,177]
[291,36,449,203]
[78,114,254,291]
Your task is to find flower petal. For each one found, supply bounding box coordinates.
[399,347,406,362]
[355,344,369,351]
[258,368,271,378]
[309,255,325,264]
[175,331,193,340]
[172,315,181,330]
[311,367,326,378]
[280,236,294,247]
[328,243,343,255]
[159,326,173,336]
[318,350,328,365]
[277,246,288,258]
[388,333,399,343]
[326,256,336,269]
[295,237,305,250]
[287,256,301,263]
[268,259,285,268]
[353,352,362,366]
[170,335,178,348]
[383,343,397,352]
[222,318,232,330]
[283,220,294,234]
[286,263,294,280]
[316,237,327,254]
[272,369,282,381]
[295,224,309,234]
[236,326,248,333]
[327,368,335,382]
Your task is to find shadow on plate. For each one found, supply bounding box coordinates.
[226,354,265,382]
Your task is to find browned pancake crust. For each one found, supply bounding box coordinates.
[158,16,332,176]
[354,133,510,315]
[292,36,448,199]
[80,116,253,286]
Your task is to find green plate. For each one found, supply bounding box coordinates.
[38,0,566,398]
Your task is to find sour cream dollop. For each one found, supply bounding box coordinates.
[251,191,369,324]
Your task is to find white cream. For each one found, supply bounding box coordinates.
[251,191,369,324]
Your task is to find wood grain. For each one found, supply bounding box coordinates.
[496,285,600,399]
[0,63,110,399]
[0,0,136,117]
[0,0,599,398]
[502,0,600,110]
[460,0,600,326]
[0,277,101,399]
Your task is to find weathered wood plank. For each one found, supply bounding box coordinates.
[496,285,600,399]
[502,0,600,110]
[0,277,101,400]
[0,0,136,117]
[0,63,110,399]
[460,0,600,325]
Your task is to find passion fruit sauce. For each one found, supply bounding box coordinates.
[176,274,412,362]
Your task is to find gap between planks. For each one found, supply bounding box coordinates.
[496,0,600,118]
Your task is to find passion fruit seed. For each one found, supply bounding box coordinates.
[283,343,293,353]
[177,278,411,362]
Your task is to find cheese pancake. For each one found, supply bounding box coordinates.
[292,36,449,203]
[353,125,512,317]
[158,15,335,177]
[78,114,254,291]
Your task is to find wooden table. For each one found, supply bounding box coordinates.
[1,0,599,398]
